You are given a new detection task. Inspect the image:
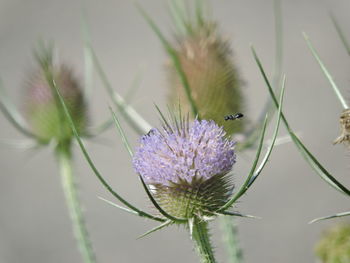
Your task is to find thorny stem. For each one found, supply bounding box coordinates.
[192,219,217,263]
[56,142,97,263]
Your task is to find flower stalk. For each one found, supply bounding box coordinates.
[191,219,216,263]
[56,142,96,263]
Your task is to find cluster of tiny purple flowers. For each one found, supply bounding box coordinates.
[133,119,236,187]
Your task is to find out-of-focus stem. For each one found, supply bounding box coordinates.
[56,143,97,263]
[220,217,242,263]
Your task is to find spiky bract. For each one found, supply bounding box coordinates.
[334,108,350,147]
[133,118,236,220]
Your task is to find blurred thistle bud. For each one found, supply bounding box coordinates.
[334,109,350,147]
[24,47,87,144]
[133,117,236,220]
[315,223,350,263]
[167,14,244,135]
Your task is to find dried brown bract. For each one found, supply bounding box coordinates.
[334,108,350,146]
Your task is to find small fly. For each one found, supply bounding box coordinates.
[224,113,244,121]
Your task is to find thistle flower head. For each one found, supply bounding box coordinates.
[168,19,244,135]
[133,117,236,219]
[315,223,350,263]
[24,49,87,144]
[334,108,350,146]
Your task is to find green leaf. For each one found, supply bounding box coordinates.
[80,17,152,135]
[125,70,143,104]
[219,211,260,219]
[309,211,350,224]
[98,196,139,216]
[84,117,113,138]
[330,13,350,56]
[109,107,133,158]
[137,220,172,239]
[168,0,188,35]
[137,3,199,118]
[0,138,39,150]
[218,116,268,212]
[109,106,186,223]
[138,174,187,223]
[303,32,349,109]
[252,46,350,197]
[0,79,36,138]
[240,0,283,152]
[272,0,283,89]
[49,71,165,222]
[247,76,285,188]
[81,10,94,99]
[219,75,284,212]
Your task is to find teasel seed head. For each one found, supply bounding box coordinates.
[168,21,244,135]
[24,52,87,144]
[315,223,350,263]
[133,117,236,220]
[334,108,350,147]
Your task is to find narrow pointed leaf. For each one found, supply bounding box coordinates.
[109,107,185,222]
[241,0,283,151]
[247,75,285,188]
[155,104,172,130]
[138,174,187,223]
[252,46,350,197]
[81,10,94,99]
[220,72,284,211]
[81,23,152,135]
[168,0,187,35]
[303,32,348,109]
[109,107,133,158]
[98,196,139,216]
[272,0,283,89]
[125,70,143,104]
[92,47,151,134]
[330,13,350,56]
[219,211,260,219]
[49,74,164,222]
[309,211,350,224]
[218,116,268,212]
[0,139,39,150]
[0,80,36,138]
[137,4,199,118]
[195,0,205,27]
[137,220,172,239]
[84,118,113,138]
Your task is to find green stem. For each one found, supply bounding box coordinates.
[56,143,97,263]
[191,219,216,263]
[220,217,242,263]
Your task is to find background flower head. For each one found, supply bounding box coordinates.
[167,14,244,135]
[24,50,87,144]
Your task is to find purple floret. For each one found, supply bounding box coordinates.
[133,119,236,186]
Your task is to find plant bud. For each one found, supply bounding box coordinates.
[168,22,244,135]
[25,65,87,143]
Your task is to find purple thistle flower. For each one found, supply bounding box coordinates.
[133,118,236,219]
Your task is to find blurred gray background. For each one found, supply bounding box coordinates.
[0,0,349,262]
